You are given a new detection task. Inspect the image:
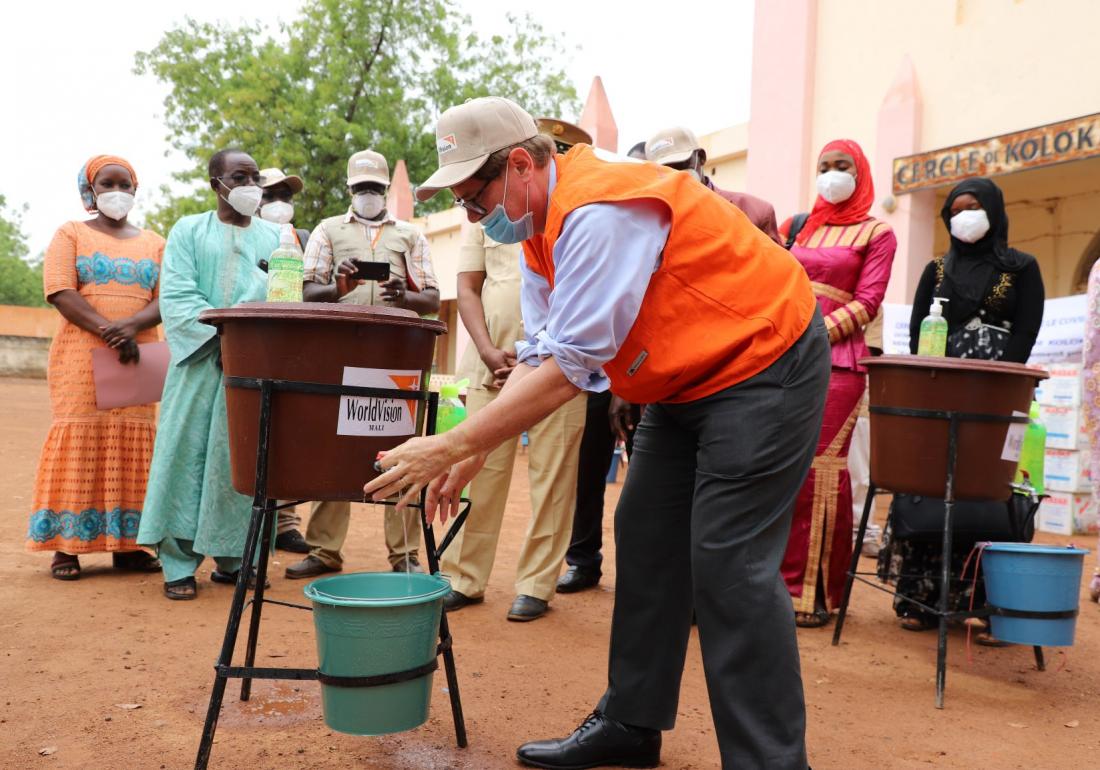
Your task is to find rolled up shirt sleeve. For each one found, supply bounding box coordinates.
[515,199,670,392]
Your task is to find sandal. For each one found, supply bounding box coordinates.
[899,613,937,632]
[211,569,270,589]
[50,552,81,581]
[164,576,197,600]
[975,630,1011,647]
[795,609,831,628]
[113,551,162,573]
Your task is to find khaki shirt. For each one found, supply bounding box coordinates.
[302,208,438,307]
[456,226,524,389]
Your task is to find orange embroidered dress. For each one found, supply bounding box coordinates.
[26,222,164,554]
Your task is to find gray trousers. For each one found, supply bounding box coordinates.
[599,313,830,770]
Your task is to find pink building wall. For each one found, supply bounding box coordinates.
[746,0,819,222]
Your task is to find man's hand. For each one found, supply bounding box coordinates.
[379,277,407,307]
[609,395,636,444]
[480,347,516,386]
[334,259,365,299]
[100,317,140,349]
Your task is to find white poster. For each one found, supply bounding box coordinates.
[337,367,421,437]
[881,302,913,355]
[1028,294,1087,365]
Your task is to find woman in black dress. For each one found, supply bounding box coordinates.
[878,177,1045,634]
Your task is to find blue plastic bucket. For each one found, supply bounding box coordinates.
[304,572,451,735]
[981,543,1089,646]
[606,447,624,484]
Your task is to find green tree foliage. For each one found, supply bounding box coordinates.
[136,0,579,234]
[0,196,47,308]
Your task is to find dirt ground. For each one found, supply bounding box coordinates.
[1,375,1098,770]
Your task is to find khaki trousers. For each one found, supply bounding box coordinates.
[439,388,587,602]
[304,500,421,569]
[276,508,302,535]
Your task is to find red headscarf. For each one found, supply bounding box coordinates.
[796,139,874,245]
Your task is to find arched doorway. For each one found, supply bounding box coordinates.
[1072,228,1100,295]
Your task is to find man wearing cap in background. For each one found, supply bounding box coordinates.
[256,166,311,555]
[258,167,311,249]
[285,148,440,580]
[365,97,828,770]
[439,116,590,622]
[646,125,782,245]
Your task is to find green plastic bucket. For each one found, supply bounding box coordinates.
[304,572,450,735]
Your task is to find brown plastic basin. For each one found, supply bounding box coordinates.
[863,355,1047,501]
[200,303,446,501]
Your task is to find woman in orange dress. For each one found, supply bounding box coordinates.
[26,155,164,579]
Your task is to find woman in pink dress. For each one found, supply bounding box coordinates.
[779,139,896,627]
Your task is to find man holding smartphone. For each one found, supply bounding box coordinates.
[285,148,441,580]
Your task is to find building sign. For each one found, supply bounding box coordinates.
[893,112,1100,195]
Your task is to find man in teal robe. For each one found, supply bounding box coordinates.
[138,149,281,599]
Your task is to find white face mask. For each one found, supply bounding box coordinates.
[219,181,263,217]
[95,191,135,221]
[950,208,991,243]
[816,170,857,204]
[352,191,385,220]
[259,201,295,224]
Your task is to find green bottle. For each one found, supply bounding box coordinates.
[435,379,469,434]
[916,296,949,357]
[266,224,304,302]
[1014,400,1046,495]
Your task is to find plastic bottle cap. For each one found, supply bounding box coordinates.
[440,378,469,399]
[279,223,297,246]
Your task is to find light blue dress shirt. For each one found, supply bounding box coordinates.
[515,161,672,392]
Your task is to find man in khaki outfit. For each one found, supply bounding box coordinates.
[439,118,590,622]
[285,149,441,579]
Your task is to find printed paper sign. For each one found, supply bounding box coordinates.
[1001,410,1028,462]
[337,367,421,437]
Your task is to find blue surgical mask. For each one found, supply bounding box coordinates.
[481,165,534,244]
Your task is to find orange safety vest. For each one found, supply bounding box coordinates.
[522,145,816,404]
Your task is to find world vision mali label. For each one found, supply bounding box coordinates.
[337,367,421,437]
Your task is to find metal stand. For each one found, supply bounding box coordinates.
[194,378,471,770]
[832,406,1043,708]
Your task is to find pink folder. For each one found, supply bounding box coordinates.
[92,341,171,410]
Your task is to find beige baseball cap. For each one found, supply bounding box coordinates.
[645,126,701,166]
[536,117,593,150]
[258,168,303,194]
[416,96,539,202]
[347,149,390,187]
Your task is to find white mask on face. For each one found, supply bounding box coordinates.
[259,201,295,224]
[219,180,263,217]
[352,191,385,220]
[950,208,991,243]
[95,191,135,221]
[816,170,857,204]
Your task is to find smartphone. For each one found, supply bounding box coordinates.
[351,260,391,282]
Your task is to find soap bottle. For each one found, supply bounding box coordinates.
[916,297,949,357]
[1014,400,1046,495]
[266,223,304,302]
[435,379,469,434]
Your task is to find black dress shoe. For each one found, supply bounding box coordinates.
[507,594,549,622]
[285,555,340,580]
[517,710,660,769]
[556,566,601,594]
[274,529,310,554]
[443,590,484,612]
